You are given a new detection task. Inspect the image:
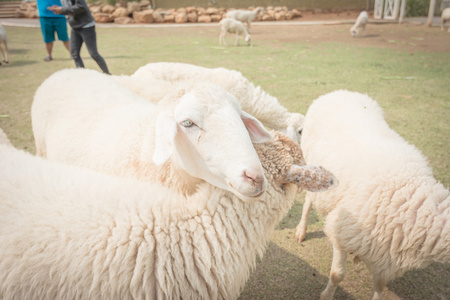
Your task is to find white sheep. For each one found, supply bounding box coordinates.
[441,7,450,32]
[0,128,11,146]
[226,6,264,33]
[32,68,273,199]
[294,90,450,300]
[130,62,305,143]
[0,24,9,65]
[0,130,338,299]
[350,11,368,37]
[219,18,251,46]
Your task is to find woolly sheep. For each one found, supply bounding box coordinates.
[130,62,305,143]
[219,18,251,46]
[0,24,9,65]
[0,128,11,146]
[226,6,264,33]
[294,90,450,300]
[31,68,273,199]
[441,7,450,32]
[0,131,338,299]
[350,11,368,37]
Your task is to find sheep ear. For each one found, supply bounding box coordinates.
[285,165,339,192]
[153,110,177,166]
[241,111,272,143]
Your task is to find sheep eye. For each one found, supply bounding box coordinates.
[181,120,194,127]
[298,129,303,135]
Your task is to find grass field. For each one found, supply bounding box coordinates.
[0,21,449,299]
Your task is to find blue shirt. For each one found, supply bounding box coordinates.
[37,0,66,18]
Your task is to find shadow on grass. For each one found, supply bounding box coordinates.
[2,60,38,67]
[238,242,355,300]
[388,262,450,300]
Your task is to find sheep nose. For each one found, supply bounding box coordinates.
[243,170,265,189]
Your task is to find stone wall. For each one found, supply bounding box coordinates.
[15,1,306,24]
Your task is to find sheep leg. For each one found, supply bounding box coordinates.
[0,41,7,63]
[234,33,240,46]
[320,245,347,300]
[370,273,386,300]
[362,24,366,36]
[219,30,227,46]
[295,195,312,243]
[247,21,251,33]
[442,20,445,31]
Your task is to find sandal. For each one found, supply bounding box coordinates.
[44,56,52,62]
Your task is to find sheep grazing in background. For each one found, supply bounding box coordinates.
[0,129,338,299]
[350,11,368,37]
[0,24,9,65]
[441,7,450,32]
[294,90,450,300]
[219,18,251,46]
[226,6,264,33]
[32,68,273,199]
[129,62,304,143]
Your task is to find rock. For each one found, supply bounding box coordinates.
[187,12,198,22]
[275,12,286,21]
[292,9,302,18]
[93,12,114,23]
[127,1,141,14]
[210,14,222,22]
[175,11,188,23]
[102,4,115,14]
[112,7,129,18]
[198,15,211,23]
[163,14,175,23]
[133,10,154,23]
[152,11,164,23]
[114,17,134,24]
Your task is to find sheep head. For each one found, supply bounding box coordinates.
[254,131,338,193]
[152,82,273,199]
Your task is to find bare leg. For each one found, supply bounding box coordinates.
[295,195,312,243]
[45,42,53,61]
[63,40,70,53]
[370,273,386,300]
[320,245,347,300]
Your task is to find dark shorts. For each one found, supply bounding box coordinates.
[39,17,69,43]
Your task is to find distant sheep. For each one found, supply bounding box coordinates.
[219,18,251,46]
[0,24,9,65]
[130,62,305,143]
[295,90,450,300]
[441,7,450,32]
[0,130,338,299]
[226,6,264,33]
[350,11,368,37]
[32,68,273,199]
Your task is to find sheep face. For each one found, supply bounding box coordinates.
[153,83,273,200]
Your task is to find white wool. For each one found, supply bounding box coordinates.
[225,7,264,33]
[441,7,450,32]
[0,131,337,299]
[32,68,272,198]
[219,18,251,46]
[350,11,368,37]
[130,62,304,143]
[0,24,8,65]
[295,90,450,299]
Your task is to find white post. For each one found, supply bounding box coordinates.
[427,0,436,26]
[399,0,407,23]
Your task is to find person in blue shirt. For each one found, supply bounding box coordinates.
[36,0,70,61]
[48,0,110,74]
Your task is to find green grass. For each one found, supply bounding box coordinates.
[1,23,449,299]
